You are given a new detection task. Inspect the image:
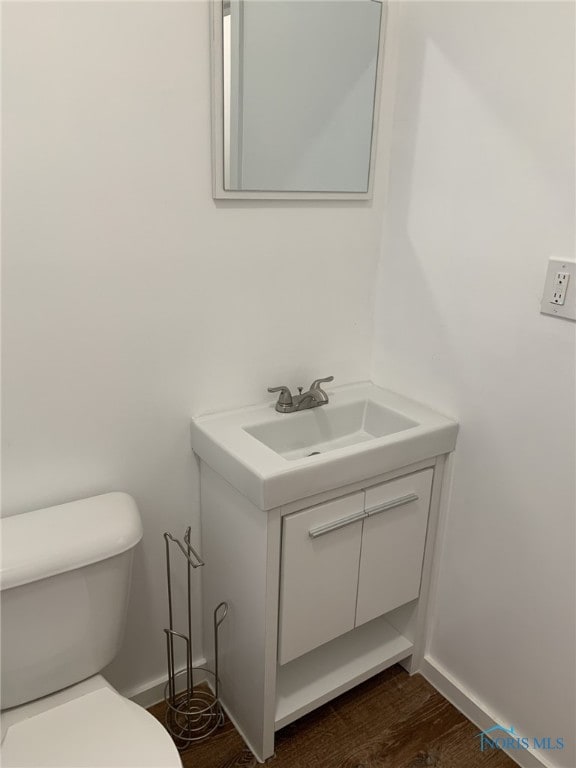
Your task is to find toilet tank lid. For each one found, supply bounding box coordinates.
[0,493,143,591]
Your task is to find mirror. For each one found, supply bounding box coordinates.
[211,0,386,200]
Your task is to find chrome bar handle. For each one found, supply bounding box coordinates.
[309,510,366,538]
[365,492,419,517]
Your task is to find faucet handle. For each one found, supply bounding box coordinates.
[267,385,293,406]
[310,376,334,390]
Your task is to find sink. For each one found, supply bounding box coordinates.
[244,400,418,461]
[191,382,458,510]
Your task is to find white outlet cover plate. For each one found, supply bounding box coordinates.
[540,258,576,321]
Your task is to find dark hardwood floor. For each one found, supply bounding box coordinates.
[148,665,517,768]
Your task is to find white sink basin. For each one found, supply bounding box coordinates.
[191,382,458,510]
[244,400,418,461]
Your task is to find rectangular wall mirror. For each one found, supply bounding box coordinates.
[210,0,387,200]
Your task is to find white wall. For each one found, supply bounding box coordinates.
[372,2,575,766]
[1,0,387,696]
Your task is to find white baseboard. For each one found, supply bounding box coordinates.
[124,656,207,709]
[420,657,559,768]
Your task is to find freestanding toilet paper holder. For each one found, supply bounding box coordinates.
[163,527,228,749]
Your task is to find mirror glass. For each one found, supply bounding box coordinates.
[220,0,383,196]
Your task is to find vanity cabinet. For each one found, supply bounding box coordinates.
[279,469,433,665]
[199,459,447,763]
[193,382,458,761]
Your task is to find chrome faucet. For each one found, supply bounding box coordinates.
[267,376,334,414]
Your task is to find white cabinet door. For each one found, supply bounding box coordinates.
[278,492,364,665]
[355,469,433,628]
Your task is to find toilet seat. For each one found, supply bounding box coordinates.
[1,679,182,768]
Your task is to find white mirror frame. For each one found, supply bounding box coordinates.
[210,0,388,201]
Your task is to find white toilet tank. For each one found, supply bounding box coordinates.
[0,493,143,709]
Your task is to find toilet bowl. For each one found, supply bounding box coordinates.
[1,675,182,768]
[0,493,182,768]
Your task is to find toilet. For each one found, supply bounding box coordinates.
[0,492,182,768]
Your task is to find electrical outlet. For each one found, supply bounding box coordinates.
[551,271,569,305]
[541,258,576,320]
